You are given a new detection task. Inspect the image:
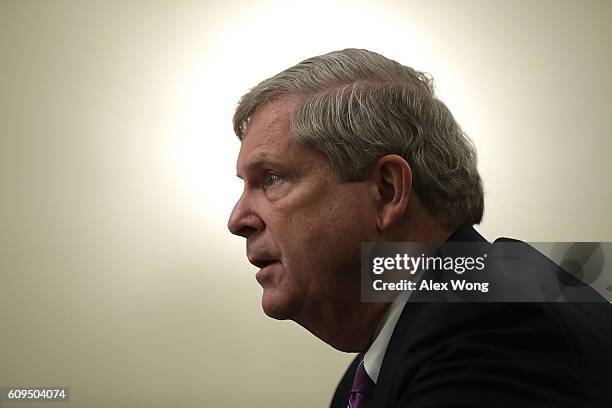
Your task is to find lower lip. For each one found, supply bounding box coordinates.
[255,261,281,284]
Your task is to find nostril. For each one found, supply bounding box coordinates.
[234,225,257,239]
[228,210,264,238]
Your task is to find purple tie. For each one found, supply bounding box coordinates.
[348,355,375,408]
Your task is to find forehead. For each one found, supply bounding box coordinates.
[244,97,298,145]
[236,96,312,174]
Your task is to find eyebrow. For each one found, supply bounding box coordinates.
[236,152,280,179]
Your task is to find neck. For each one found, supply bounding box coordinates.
[397,198,454,243]
[296,297,390,352]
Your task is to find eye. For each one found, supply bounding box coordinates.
[263,172,280,189]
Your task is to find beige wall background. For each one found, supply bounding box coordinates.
[1,0,611,407]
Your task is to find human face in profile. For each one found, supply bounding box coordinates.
[228,96,377,324]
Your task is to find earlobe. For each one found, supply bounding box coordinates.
[372,155,412,231]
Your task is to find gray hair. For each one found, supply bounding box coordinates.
[233,48,484,230]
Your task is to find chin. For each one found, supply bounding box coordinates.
[260,290,299,320]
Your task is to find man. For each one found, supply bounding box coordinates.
[227,49,612,407]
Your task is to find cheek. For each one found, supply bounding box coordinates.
[269,184,376,274]
[293,199,373,270]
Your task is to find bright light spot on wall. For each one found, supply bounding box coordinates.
[168,0,466,228]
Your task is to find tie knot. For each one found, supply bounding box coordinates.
[351,359,374,393]
[348,356,375,408]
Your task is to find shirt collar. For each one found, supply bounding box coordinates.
[362,284,412,383]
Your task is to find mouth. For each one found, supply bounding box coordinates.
[248,258,280,269]
[248,258,281,286]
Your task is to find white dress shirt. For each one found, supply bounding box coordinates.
[362,288,412,383]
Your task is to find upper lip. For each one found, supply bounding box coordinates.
[247,256,279,269]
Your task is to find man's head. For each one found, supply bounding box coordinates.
[227,49,484,350]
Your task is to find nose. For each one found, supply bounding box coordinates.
[227,192,265,239]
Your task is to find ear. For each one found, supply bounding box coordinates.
[368,154,412,231]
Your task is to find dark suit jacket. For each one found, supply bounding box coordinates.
[331,226,612,407]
